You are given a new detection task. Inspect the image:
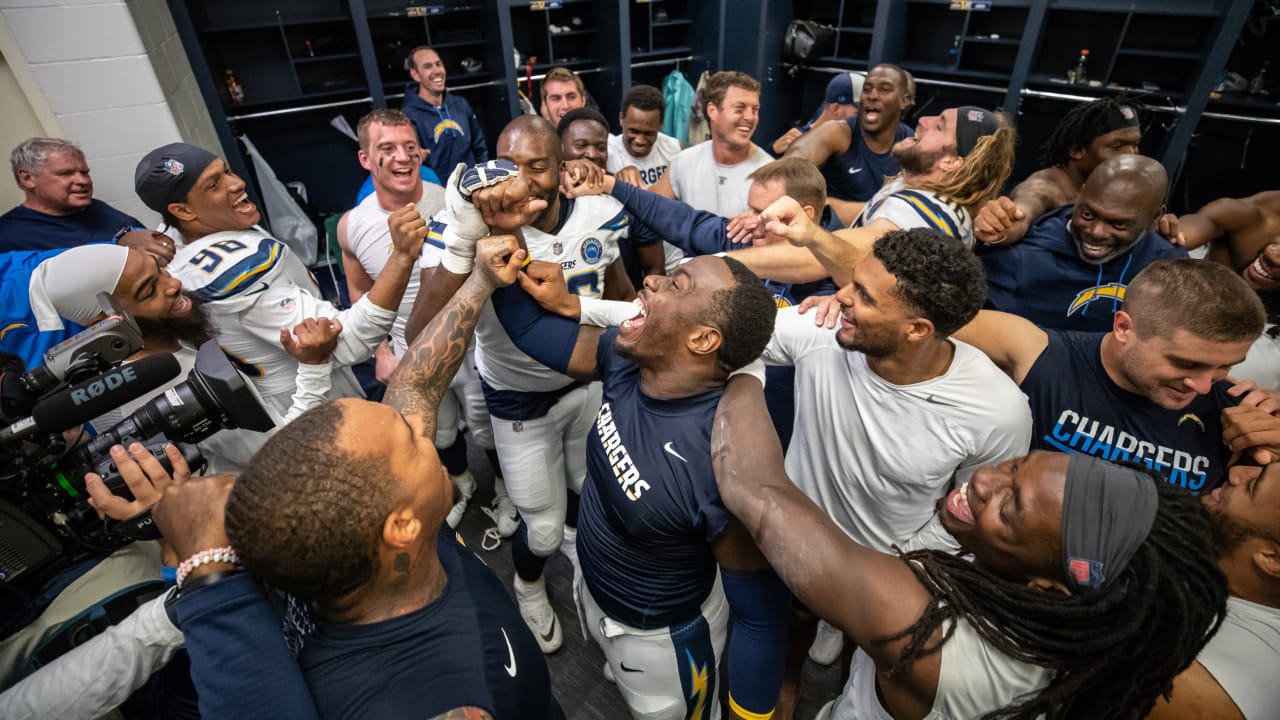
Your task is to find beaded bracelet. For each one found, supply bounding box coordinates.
[176,547,239,588]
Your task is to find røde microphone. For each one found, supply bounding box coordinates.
[0,354,182,444]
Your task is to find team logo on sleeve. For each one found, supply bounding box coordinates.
[0,322,28,341]
[581,237,604,265]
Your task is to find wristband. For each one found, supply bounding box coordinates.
[177,546,239,588]
[578,297,637,327]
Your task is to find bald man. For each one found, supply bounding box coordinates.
[978,154,1186,333]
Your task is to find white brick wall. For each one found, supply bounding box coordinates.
[0,0,220,224]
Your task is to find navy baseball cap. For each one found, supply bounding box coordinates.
[134,143,218,213]
[824,71,865,107]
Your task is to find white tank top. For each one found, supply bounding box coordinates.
[832,615,1053,720]
[344,185,445,355]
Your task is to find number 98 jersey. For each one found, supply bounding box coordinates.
[169,229,379,403]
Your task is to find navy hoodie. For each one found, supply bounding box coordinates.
[980,204,1187,332]
[400,82,489,176]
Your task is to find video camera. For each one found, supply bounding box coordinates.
[0,294,274,589]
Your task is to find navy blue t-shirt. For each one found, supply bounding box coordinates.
[300,529,561,719]
[1022,329,1237,494]
[578,329,731,629]
[822,119,912,202]
[980,205,1188,332]
[0,200,140,253]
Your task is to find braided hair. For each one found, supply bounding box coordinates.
[1039,96,1145,168]
[883,468,1227,720]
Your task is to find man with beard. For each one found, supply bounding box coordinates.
[784,64,914,224]
[650,71,771,217]
[0,241,191,369]
[134,142,423,416]
[405,116,657,653]
[980,155,1187,332]
[712,365,1228,720]
[1148,424,1280,719]
[96,293,339,472]
[729,106,1014,288]
[759,228,1031,715]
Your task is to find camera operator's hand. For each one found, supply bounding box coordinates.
[85,443,188,523]
[280,316,343,365]
[152,472,236,575]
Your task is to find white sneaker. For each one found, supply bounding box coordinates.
[809,619,844,666]
[445,470,476,528]
[514,575,562,654]
[602,661,615,684]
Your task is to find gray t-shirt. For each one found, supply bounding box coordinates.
[667,141,771,217]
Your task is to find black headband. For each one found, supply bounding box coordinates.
[954,106,1000,157]
[1098,103,1141,137]
[1060,455,1159,592]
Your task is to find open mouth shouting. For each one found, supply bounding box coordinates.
[232,192,256,216]
[621,295,648,333]
[944,479,975,526]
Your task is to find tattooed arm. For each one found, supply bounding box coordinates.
[383,235,525,437]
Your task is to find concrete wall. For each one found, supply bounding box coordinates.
[0,0,219,224]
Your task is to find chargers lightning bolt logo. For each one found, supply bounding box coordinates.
[1178,413,1205,431]
[1068,283,1126,316]
[686,650,708,720]
[433,119,464,141]
[0,322,28,341]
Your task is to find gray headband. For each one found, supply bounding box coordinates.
[1060,454,1159,592]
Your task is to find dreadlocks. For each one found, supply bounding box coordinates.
[884,468,1227,720]
[1040,96,1145,168]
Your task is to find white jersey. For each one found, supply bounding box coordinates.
[852,176,975,247]
[472,195,627,393]
[763,308,1031,552]
[344,185,446,355]
[831,615,1051,720]
[1197,596,1280,720]
[607,132,683,188]
[667,141,771,216]
[169,229,394,408]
